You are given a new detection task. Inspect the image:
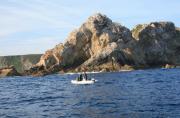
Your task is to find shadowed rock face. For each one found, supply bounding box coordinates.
[132,22,180,66]
[28,13,180,76]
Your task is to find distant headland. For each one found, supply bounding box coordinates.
[1,13,180,77]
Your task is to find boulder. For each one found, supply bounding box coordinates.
[0,66,21,77]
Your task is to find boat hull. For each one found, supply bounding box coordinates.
[71,79,95,84]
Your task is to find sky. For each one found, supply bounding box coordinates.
[0,0,179,56]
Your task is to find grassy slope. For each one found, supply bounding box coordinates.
[0,54,42,72]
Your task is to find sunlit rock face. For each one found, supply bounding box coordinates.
[29,13,180,76]
[31,13,138,74]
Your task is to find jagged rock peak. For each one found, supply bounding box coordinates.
[86,13,112,24]
[83,13,113,33]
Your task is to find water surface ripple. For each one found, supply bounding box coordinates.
[0,69,180,118]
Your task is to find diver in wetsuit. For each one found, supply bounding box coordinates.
[76,74,83,81]
[79,74,83,81]
[84,72,88,80]
[76,72,87,81]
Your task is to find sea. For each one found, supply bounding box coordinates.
[0,68,180,118]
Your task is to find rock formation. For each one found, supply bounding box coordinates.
[28,13,180,76]
[0,66,21,77]
[132,22,180,66]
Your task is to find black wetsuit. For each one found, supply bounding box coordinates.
[84,72,88,80]
[79,74,83,81]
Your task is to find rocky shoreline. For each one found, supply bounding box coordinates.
[1,13,180,77]
[0,66,21,78]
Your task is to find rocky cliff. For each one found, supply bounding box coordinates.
[132,22,180,66]
[28,13,180,76]
[0,54,42,73]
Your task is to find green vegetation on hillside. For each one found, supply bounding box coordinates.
[0,54,42,72]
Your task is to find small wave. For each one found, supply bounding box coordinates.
[152,80,164,83]
[104,81,113,84]
[0,68,180,117]
[65,71,102,75]
[119,70,133,72]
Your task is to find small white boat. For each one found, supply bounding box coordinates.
[71,78,97,85]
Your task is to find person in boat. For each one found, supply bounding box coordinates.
[83,72,88,80]
[79,74,83,81]
[82,67,88,80]
[77,74,83,81]
[76,72,88,81]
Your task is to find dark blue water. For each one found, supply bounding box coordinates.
[0,69,180,118]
